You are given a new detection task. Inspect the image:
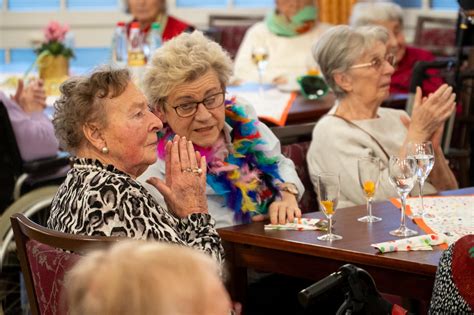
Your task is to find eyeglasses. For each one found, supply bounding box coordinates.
[169,91,225,118]
[350,54,396,71]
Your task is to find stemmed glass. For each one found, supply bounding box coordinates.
[316,173,342,241]
[357,157,382,223]
[388,156,418,237]
[407,141,435,218]
[251,45,269,97]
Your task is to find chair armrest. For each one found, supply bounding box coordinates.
[23,152,71,174]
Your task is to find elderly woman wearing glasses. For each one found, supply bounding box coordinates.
[138,31,304,227]
[307,25,457,208]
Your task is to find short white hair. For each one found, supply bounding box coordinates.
[349,1,404,27]
[312,25,389,98]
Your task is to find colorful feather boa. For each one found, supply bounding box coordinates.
[156,97,282,222]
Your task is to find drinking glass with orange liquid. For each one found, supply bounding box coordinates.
[357,157,382,223]
[316,172,342,241]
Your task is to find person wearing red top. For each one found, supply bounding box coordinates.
[124,0,194,42]
[350,2,444,96]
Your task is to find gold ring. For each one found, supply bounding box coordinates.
[182,167,193,173]
[192,167,203,175]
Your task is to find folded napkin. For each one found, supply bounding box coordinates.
[264,218,327,231]
[372,234,448,253]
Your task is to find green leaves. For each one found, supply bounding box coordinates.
[35,40,74,59]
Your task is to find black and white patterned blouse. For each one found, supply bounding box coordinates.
[48,158,224,263]
[429,241,473,314]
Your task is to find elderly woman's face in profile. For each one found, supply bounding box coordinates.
[128,0,163,25]
[344,41,395,103]
[101,82,162,177]
[276,0,314,20]
[159,69,226,148]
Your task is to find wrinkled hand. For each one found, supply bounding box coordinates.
[146,135,208,218]
[253,192,302,225]
[409,84,455,142]
[12,79,47,113]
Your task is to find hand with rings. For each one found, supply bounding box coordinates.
[147,135,208,218]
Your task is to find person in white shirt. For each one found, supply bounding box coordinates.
[234,0,331,85]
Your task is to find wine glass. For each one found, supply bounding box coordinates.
[407,141,435,218]
[251,45,269,97]
[357,157,382,223]
[388,156,418,237]
[316,172,342,241]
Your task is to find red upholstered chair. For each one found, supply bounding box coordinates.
[208,15,263,59]
[413,16,457,57]
[10,213,120,315]
[271,123,317,213]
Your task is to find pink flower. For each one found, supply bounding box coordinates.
[43,21,69,42]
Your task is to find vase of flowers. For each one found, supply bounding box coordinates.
[35,21,74,95]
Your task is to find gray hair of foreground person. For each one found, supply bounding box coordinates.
[312,25,389,99]
[349,1,404,27]
[64,240,232,315]
[143,30,233,111]
[53,66,130,153]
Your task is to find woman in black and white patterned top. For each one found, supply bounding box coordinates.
[48,66,224,263]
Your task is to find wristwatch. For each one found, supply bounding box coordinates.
[278,183,299,196]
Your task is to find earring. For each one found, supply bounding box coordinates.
[101,147,109,154]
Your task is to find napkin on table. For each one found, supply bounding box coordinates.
[371,234,448,253]
[264,218,327,231]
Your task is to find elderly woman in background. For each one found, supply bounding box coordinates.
[65,241,237,315]
[48,66,223,262]
[350,1,444,95]
[234,0,331,84]
[125,0,193,42]
[307,25,457,208]
[139,31,304,227]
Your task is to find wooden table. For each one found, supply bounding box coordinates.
[263,92,408,126]
[218,187,473,305]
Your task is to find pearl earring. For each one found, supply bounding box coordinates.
[101,147,109,154]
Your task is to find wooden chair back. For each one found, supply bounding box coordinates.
[10,213,120,315]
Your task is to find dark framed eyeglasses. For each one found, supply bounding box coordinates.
[168,91,225,118]
[350,54,397,71]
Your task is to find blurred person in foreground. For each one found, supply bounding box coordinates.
[48,66,224,263]
[429,234,474,313]
[138,31,304,228]
[350,1,444,95]
[233,0,331,85]
[65,240,238,315]
[124,0,193,42]
[1,79,59,161]
[307,25,457,208]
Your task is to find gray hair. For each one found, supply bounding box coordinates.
[65,240,222,315]
[53,66,131,153]
[143,30,233,110]
[349,1,404,27]
[312,25,389,99]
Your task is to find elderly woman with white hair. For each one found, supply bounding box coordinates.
[48,66,224,263]
[350,1,444,95]
[138,31,304,227]
[307,25,458,208]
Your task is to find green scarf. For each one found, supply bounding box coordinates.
[266,5,317,37]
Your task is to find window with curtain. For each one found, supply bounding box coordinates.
[394,0,459,10]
